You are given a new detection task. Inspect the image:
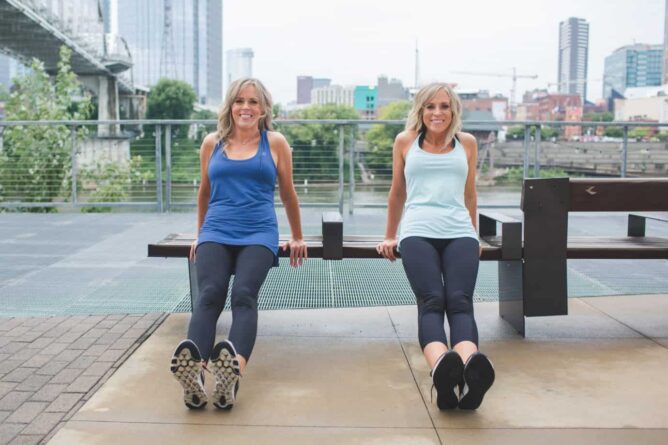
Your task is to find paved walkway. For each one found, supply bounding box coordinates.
[44,295,668,444]
[0,313,165,444]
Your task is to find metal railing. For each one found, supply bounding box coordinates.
[0,119,666,212]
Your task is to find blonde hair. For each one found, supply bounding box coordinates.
[217,78,273,142]
[405,82,462,144]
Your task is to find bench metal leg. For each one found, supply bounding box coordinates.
[188,259,199,312]
[522,177,569,318]
[498,260,525,336]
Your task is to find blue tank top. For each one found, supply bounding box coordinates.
[399,134,478,243]
[197,130,279,265]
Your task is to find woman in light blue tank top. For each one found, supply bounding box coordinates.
[169,78,307,410]
[377,83,495,410]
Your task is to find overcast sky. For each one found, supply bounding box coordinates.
[222,0,664,105]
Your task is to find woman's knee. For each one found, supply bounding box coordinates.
[419,292,446,314]
[230,288,258,311]
[196,283,227,309]
[446,290,474,314]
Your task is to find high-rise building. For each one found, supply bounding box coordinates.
[0,54,30,92]
[664,0,668,84]
[558,17,589,102]
[311,85,354,107]
[225,48,253,93]
[603,44,663,99]
[0,55,12,90]
[376,75,408,107]
[297,76,331,104]
[354,86,377,119]
[107,0,222,105]
[296,76,313,104]
[39,0,106,53]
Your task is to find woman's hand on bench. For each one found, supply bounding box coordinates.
[189,239,198,262]
[283,238,308,268]
[376,238,398,262]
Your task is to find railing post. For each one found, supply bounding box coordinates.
[621,125,628,178]
[534,124,541,178]
[338,125,344,215]
[348,125,355,215]
[70,125,78,206]
[523,124,530,178]
[165,124,172,212]
[155,125,164,212]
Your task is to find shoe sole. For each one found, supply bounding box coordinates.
[170,340,207,409]
[210,342,240,409]
[459,353,495,410]
[433,351,464,410]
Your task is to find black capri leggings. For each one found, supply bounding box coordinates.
[399,236,480,349]
[187,242,274,361]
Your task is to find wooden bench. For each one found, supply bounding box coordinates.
[480,178,668,336]
[148,211,507,311]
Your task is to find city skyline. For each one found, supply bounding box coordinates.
[222,0,663,105]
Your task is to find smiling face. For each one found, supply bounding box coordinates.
[421,89,452,135]
[231,84,263,131]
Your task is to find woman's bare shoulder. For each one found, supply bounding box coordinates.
[457,131,477,146]
[200,132,219,156]
[267,130,288,145]
[395,130,417,146]
[202,132,219,146]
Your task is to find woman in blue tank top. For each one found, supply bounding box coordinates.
[377,83,495,410]
[170,78,307,410]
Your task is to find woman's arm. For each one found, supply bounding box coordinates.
[270,131,307,267]
[459,132,479,242]
[377,131,412,261]
[190,132,217,260]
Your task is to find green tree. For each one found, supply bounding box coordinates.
[628,127,652,141]
[146,78,197,120]
[656,131,668,142]
[0,83,9,101]
[0,47,91,211]
[279,104,359,182]
[506,125,560,140]
[364,101,410,174]
[583,111,614,122]
[604,127,624,138]
[272,103,283,119]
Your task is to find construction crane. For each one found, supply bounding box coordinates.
[160,0,176,79]
[450,67,538,116]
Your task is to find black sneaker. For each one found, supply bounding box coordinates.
[170,339,207,409]
[458,352,495,410]
[210,340,241,409]
[431,350,464,410]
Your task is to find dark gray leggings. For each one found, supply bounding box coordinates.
[188,242,274,361]
[400,236,480,349]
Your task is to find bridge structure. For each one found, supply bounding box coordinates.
[0,0,145,135]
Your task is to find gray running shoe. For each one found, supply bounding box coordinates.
[170,339,207,409]
[210,340,241,409]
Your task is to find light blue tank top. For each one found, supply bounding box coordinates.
[197,130,279,266]
[398,134,478,243]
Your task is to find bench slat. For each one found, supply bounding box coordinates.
[569,178,668,212]
[566,236,668,259]
[148,235,503,260]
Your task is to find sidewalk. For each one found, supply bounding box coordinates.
[0,313,166,445]
[47,295,668,445]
